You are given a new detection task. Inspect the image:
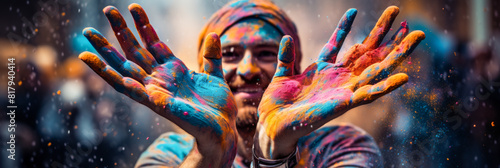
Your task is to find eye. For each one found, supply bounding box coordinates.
[257,50,277,62]
[222,47,241,62]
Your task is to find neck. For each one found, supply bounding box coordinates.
[236,127,256,164]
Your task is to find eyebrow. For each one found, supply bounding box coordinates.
[253,43,279,49]
[221,41,279,49]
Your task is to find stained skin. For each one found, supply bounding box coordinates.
[254,7,425,159]
[79,4,237,168]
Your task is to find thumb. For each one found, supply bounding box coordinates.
[201,32,224,78]
[274,35,295,77]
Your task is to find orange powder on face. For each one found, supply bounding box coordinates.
[197,0,302,73]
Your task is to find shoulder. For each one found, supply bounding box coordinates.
[135,132,194,168]
[298,123,383,167]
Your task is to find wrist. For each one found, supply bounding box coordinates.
[253,126,298,159]
[180,147,208,168]
[252,146,299,168]
[181,117,238,167]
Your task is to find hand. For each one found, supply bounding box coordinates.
[254,6,425,159]
[78,4,237,167]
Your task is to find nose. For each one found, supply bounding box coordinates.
[236,50,261,80]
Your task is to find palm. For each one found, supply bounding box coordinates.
[142,58,235,134]
[262,62,354,120]
[257,7,425,142]
[145,58,232,110]
[259,62,358,140]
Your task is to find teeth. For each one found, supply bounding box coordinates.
[238,88,262,93]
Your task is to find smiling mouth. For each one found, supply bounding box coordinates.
[235,87,263,93]
[231,86,266,97]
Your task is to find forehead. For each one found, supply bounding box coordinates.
[220,18,282,48]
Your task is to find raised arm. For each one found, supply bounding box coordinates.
[253,6,425,166]
[79,4,237,168]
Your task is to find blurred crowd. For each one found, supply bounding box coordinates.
[0,0,499,167]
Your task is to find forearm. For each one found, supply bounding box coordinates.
[179,146,217,168]
[180,139,236,168]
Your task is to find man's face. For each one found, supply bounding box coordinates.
[220,18,282,134]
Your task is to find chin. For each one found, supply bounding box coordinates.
[235,105,258,161]
[235,105,259,134]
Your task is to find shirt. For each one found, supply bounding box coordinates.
[135,123,383,168]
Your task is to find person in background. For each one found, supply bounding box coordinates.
[78,0,424,167]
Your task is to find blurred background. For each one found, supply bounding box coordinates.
[0,0,499,167]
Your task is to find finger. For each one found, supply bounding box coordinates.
[82,27,126,68]
[129,3,175,64]
[123,77,150,105]
[362,6,399,49]
[201,32,224,78]
[351,31,425,89]
[83,27,149,82]
[351,73,408,105]
[103,6,158,73]
[274,35,295,77]
[336,6,399,67]
[350,22,409,75]
[81,52,154,115]
[79,51,125,92]
[318,8,357,63]
[379,21,410,54]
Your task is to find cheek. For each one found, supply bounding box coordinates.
[260,62,278,77]
[222,63,238,80]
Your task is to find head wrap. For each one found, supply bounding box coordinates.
[198,0,302,73]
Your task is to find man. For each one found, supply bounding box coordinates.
[79,0,424,167]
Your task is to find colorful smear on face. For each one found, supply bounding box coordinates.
[197,0,302,76]
[220,18,283,132]
[80,4,239,167]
